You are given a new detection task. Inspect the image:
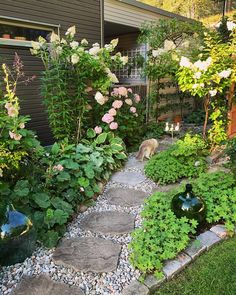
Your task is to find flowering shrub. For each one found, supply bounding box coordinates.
[92,86,144,147]
[178,20,236,145]
[31,26,128,142]
[145,134,208,184]
[0,56,42,182]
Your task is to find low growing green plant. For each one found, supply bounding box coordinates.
[145,134,208,184]
[193,171,236,232]
[129,191,197,277]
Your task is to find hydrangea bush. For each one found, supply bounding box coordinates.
[31,26,128,142]
[92,86,144,147]
[178,20,236,146]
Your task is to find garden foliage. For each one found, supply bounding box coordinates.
[31,26,128,143]
[145,134,208,184]
[1,133,126,247]
[129,171,236,276]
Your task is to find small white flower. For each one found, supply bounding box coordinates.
[71,54,80,64]
[81,38,88,46]
[227,21,236,31]
[65,25,76,37]
[164,40,176,51]
[192,84,198,89]
[120,56,128,65]
[209,89,217,97]
[110,38,119,48]
[70,41,79,49]
[194,72,202,79]
[179,56,192,68]
[194,59,210,71]
[218,69,232,78]
[200,83,204,87]
[194,161,200,167]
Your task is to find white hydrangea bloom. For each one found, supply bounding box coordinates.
[194,72,202,79]
[209,90,217,97]
[89,46,100,55]
[110,38,119,48]
[164,40,176,51]
[31,41,41,50]
[227,21,236,31]
[179,56,192,68]
[120,56,128,65]
[71,54,80,64]
[95,91,106,105]
[65,26,76,37]
[70,41,79,49]
[81,39,88,46]
[218,69,232,78]
[152,48,165,57]
[50,32,60,43]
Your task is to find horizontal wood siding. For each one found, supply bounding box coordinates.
[0,0,101,144]
[104,0,168,28]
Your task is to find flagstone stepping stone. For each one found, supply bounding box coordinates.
[111,171,146,185]
[124,157,146,170]
[53,237,121,273]
[79,211,135,234]
[107,188,148,207]
[11,274,84,295]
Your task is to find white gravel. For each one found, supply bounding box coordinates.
[0,155,158,295]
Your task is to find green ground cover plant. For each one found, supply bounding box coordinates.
[144,134,208,184]
[156,236,236,295]
[129,171,236,277]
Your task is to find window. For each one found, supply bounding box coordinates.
[0,16,60,47]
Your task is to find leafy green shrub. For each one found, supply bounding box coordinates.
[145,134,208,184]
[0,132,127,248]
[183,110,206,125]
[193,172,236,232]
[129,191,197,277]
[143,121,165,140]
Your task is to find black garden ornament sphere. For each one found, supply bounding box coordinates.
[0,203,36,266]
[171,184,206,224]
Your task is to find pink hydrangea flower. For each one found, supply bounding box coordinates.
[53,164,64,171]
[108,108,117,116]
[128,88,133,93]
[118,87,128,97]
[112,87,119,96]
[130,107,137,113]
[112,100,123,109]
[9,131,22,141]
[19,123,25,129]
[134,94,141,103]
[102,113,114,124]
[109,122,118,130]
[94,126,102,134]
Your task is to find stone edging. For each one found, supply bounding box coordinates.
[122,224,233,295]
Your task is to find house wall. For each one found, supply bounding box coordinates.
[0,0,102,145]
[104,0,169,28]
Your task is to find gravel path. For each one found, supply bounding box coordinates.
[0,155,158,295]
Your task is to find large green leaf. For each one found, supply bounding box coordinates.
[95,133,107,144]
[87,128,96,139]
[78,177,90,188]
[76,144,92,154]
[56,171,71,182]
[51,197,73,215]
[115,152,127,160]
[33,192,51,208]
[13,180,30,197]
[51,143,60,155]
[111,143,124,152]
[54,209,69,225]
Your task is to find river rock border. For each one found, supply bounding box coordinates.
[122,224,233,295]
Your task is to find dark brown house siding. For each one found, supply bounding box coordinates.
[0,0,102,145]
